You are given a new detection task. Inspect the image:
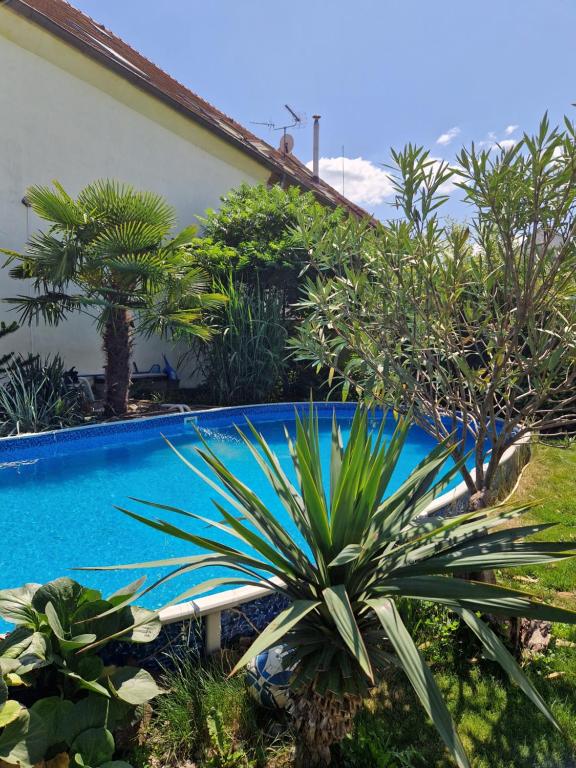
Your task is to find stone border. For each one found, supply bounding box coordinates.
[0,402,531,652]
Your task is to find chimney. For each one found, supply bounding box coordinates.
[312,115,321,180]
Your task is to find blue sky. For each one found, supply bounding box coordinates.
[74,0,576,220]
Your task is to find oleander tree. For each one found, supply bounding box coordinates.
[2,181,224,416]
[87,406,576,767]
[292,115,576,509]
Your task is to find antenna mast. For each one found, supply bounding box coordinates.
[251,104,306,154]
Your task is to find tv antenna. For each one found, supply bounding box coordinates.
[252,104,306,154]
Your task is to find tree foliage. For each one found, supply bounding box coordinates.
[194,183,344,291]
[292,115,576,504]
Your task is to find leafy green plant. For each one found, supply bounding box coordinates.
[197,278,288,405]
[0,578,164,767]
[0,677,46,768]
[0,354,85,436]
[92,406,576,767]
[401,601,462,666]
[2,180,224,416]
[205,707,254,768]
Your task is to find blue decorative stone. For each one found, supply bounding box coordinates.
[245,644,293,710]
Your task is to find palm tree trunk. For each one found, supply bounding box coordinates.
[103,307,132,417]
[289,689,362,767]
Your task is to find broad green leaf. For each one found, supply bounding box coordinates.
[0,701,22,728]
[0,627,49,674]
[0,708,47,767]
[60,669,110,698]
[119,606,162,643]
[31,696,75,747]
[32,578,84,619]
[369,598,469,768]
[63,695,108,745]
[71,726,114,767]
[45,602,96,652]
[77,655,104,682]
[0,584,40,627]
[108,667,165,706]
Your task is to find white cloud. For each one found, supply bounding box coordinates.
[307,156,394,206]
[504,124,519,135]
[436,126,461,146]
[479,133,519,151]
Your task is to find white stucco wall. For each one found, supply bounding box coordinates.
[0,8,269,380]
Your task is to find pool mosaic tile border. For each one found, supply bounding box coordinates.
[0,402,365,463]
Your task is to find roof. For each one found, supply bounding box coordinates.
[5,0,374,220]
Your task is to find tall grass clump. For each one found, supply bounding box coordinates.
[200,279,288,405]
[0,353,85,435]
[140,654,262,768]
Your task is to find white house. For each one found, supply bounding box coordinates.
[0,0,366,377]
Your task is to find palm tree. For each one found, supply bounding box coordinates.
[93,407,576,766]
[3,181,223,416]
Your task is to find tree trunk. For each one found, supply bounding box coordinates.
[103,308,132,417]
[463,488,497,584]
[289,688,362,767]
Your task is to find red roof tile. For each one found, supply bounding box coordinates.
[6,0,375,221]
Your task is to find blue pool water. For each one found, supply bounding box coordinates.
[0,403,469,620]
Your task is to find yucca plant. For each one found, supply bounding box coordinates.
[91,407,576,767]
[0,354,84,436]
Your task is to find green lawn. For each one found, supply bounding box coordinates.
[498,442,576,606]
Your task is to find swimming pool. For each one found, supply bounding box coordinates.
[0,402,472,619]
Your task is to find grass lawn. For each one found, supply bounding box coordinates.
[134,443,576,768]
[498,442,576,607]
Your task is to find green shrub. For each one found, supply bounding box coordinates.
[196,183,343,292]
[0,353,86,436]
[113,405,576,767]
[0,577,164,767]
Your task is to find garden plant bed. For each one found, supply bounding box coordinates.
[126,441,576,768]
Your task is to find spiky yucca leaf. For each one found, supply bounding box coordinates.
[87,406,576,768]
